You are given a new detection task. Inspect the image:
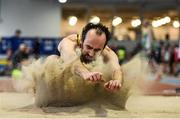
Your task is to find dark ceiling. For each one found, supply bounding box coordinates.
[60,0,180,21]
[63,0,180,9]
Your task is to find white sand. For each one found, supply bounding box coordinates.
[0,92,180,118]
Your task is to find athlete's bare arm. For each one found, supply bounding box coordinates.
[102,46,123,91]
[58,34,78,62]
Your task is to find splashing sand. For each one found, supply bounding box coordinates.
[16,53,150,109]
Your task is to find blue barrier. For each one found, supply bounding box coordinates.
[40,38,58,55]
[0,37,61,55]
[22,37,34,49]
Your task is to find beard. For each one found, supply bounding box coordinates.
[80,54,95,64]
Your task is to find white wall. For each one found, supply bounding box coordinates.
[0,0,61,37]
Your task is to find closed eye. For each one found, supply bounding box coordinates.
[85,45,102,53]
[86,45,93,50]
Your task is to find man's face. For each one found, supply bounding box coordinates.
[81,29,106,64]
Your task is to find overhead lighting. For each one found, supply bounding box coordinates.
[152,16,171,28]
[89,16,100,24]
[173,21,180,28]
[164,16,171,23]
[160,16,171,25]
[58,0,67,3]
[131,19,141,27]
[112,17,122,26]
[68,16,78,26]
[152,20,160,28]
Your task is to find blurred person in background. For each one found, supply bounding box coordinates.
[12,43,30,69]
[149,41,162,67]
[164,33,170,47]
[161,44,171,74]
[141,21,155,58]
[117,46,126,64]
[3,30,22,75]
[169,44,175,75]
[9,29,22,51]
[174,44,180,76]
[7,29,22,60]
[11,43,31,79]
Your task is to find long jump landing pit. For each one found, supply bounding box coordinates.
[0,92,180,118]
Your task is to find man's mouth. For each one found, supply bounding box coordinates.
[85,55,93,60]
[80,54,95,64]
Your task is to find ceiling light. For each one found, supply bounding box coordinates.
[152,21,160,28]
[58,0,67,3]
[112,17,122,26]
[89,16,100,24]
[173,21,180,28]
[68,16,78,26]
[164,16,171,23]
[131,19,141,27]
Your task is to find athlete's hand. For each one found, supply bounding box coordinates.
[82,72,104,82]
[104,79,122,92]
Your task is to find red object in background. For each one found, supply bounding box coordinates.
[174,47,180,62]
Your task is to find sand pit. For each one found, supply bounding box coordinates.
[1,54,179,118]
[0,92,180,118]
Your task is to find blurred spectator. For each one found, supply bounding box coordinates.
[174,44,180,76]
[141,21,154,51]
[12,43,29,69]
[174,44,180,62]
[169,45,175,75]
[151,41,162,64]
[164,33,170,47]
[7,29,22,59]
[117,46,126,64]
[161,44,171,74]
